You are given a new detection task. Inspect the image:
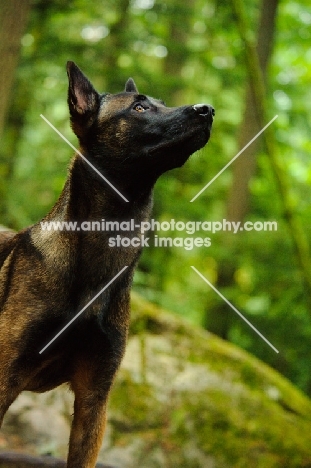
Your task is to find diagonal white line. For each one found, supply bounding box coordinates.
[191,266,279,353]
[39,265,129,354]
[190,114,278,202]
[40,114,129,203]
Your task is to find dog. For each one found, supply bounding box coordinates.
[0,62,214,467]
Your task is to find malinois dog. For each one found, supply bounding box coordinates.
[0,62,214,467]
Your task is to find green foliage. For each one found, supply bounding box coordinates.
[1,0,311,396]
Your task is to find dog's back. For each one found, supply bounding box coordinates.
[0,229,16,270]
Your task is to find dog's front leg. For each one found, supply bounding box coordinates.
[67,390,108,468]
[67,340,125,468]
[66,289,130,467]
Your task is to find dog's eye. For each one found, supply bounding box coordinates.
[134,104,147,112]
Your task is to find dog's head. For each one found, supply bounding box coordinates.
[67,61,214,191]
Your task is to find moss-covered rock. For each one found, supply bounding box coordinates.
[2,293,311,468]
[104,293,311,468]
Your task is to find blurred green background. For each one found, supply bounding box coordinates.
[1,0,311,396]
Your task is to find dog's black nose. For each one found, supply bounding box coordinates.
[193,104,215,117]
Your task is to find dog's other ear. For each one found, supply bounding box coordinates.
[125,78,138,93]
[66,61,100,137]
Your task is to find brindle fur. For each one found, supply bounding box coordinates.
[0,62,214,467]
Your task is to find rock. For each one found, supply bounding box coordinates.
[1,389,72,456]
[0,452,66,467]
[0,452,114,467]
[2,292,311,467]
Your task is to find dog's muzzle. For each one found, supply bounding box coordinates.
[192,103,215,120]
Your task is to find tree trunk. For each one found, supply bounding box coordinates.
[105,0,131,92]
[205,0,279,337]
[226,0,279,222]
[163,1,194,105]
[232,0,311,299]
[0,0,31,138]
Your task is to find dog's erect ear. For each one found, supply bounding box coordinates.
[125,78,138,93]
[66,61,100,137]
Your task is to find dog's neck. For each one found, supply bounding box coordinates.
[45,154,154,224]
[30,154,153,277]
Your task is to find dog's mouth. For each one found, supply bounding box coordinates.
[148,126,211,157]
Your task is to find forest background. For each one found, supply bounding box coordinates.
[0,0,311,397]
